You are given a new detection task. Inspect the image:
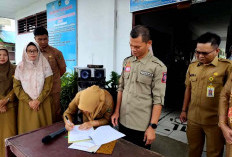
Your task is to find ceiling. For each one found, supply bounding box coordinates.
[0,0,40,19]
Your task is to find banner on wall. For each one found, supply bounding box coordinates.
[47,0,77,72]
[130,0,189,12]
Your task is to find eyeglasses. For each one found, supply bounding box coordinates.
[27,50,38,54]
[195,49,216,56]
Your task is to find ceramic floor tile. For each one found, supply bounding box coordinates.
[156,125,173,136]
[168,130,188,143]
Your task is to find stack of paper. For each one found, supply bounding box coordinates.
[68,125,125,153]
[69,140,101,153]
[90,125,125,145]
[68,125,94,143]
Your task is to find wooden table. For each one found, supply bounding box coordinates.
[5,122,163,157]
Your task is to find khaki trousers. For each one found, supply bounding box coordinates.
[187,120,224,157]
[226,143,232,157]
[51,92,62,122]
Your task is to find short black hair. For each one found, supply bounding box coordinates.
[197,32,221,48]
[130,25,150,43]
[33,26,48,36]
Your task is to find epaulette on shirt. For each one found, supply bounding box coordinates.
[191,60,198,63]
[189,60,198,66]
[151,56,165,67]
[218,58,232,64]
[123,55,133,61]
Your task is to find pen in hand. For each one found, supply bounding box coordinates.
[65,115,74,131]
[65,115,72,124]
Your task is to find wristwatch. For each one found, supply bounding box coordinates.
[149,123,157,129]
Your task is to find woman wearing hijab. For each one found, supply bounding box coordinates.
[14,42,53,134]
[64,85,114,131]
[0,48,17,157]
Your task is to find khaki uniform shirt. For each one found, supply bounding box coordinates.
[186,57,232,125]
[118,52,167,131]
[63,89,114,126]
[41,45,66,94]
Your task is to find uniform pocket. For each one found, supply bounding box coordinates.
[207,77,223,84]
[137,74,152,85]
[48,55,56,70]
[123,72,130,79]
[190,77,197,82]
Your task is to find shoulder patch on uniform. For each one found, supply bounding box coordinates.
[219,58,232,63]
[161,72,167,83]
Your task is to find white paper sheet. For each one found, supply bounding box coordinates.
[68,125,94,143]
[68,140,101,153]
[90,125,125,145]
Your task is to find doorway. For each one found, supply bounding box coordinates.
[133,0,232,109]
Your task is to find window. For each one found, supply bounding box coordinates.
[18,11,47,34]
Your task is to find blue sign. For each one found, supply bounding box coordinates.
[47,0,77,72]
[130,0,189,12]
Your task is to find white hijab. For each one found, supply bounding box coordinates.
[15,42,53,100]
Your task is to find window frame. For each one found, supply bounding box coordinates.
[17,11,47,34]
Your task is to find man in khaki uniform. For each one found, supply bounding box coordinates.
[111,25,167,149]
[34,27,66,122]
[180,32,232,157]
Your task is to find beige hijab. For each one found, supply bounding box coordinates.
[0,48,15,97]
[78,85,105,121]
[14,42,53,100]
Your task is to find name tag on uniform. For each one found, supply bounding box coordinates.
[206,85,214,97]
[140,71,153,77]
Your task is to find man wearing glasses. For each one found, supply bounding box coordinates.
[179,32,232,157]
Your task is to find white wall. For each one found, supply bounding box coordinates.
[15,0,54,63]
[78,0,113,79]
[14,0,133,80]
[115,0,132,74]
[77,0,132,79]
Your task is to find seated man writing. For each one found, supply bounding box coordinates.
[63,85,114,131]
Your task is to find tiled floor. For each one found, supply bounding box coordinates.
[156,108,225,157]
[157,109,187,144]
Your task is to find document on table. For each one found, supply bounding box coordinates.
[90,125,125,145]
[68,125,94,143]
[68,140,101,153]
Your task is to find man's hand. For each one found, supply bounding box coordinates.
[111,112,119,127]
[180,111,187,123]
[144,126,156,145]
[0,99,8,108]
[79,121,93,130]
[0,105,7,113]
[221,124,232,144]
[65,121,74,131]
